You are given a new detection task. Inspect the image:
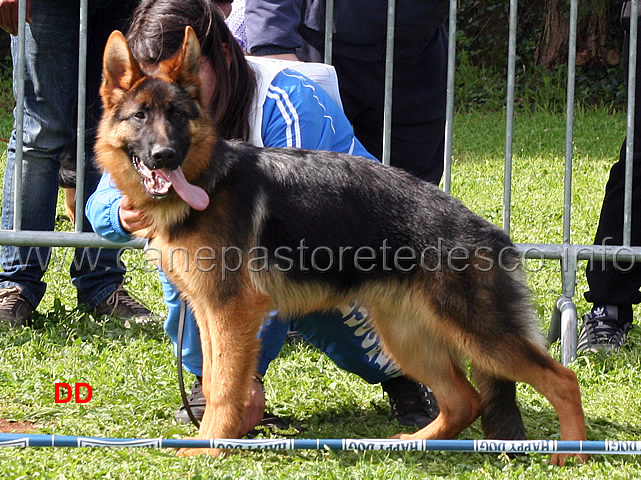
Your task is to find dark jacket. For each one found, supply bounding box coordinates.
[245,0,449,61]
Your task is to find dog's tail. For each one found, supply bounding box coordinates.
[473,370,526,440]
[58,141,77,189]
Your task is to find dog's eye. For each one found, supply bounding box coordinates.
[134,111,146,120]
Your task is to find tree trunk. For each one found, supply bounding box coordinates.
[536,0,619,69]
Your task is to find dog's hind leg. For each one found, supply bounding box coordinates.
[468,334,587,465]
[471,371,525,440]
[496,344,586,465]
[389,342,482,441]
[178,288,270,458]
[367,303,481,441]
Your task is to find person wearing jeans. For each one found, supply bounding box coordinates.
[0,0,152,326]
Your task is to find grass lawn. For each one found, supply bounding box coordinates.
[1,105,640,479]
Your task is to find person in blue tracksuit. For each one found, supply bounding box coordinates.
[87,0,438,436]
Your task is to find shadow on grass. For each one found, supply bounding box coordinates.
[0,299,166,349]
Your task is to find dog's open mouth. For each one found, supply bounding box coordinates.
[131,154,210,210]
[132,154,172,198]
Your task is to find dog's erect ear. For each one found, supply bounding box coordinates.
[100,30,145,110]
[159,26,202,100]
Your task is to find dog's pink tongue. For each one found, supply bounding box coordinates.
[167,167,210,211]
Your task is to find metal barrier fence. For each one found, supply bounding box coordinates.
[3,0,641,365]
[484,0,641,365]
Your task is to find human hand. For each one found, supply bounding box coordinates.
[0,0,32,36]
[118,195,152,234]
[238,375,266,437]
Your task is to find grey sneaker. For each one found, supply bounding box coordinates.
[577,305,633,353]
[93,283,155,326]
[0,286,35,327]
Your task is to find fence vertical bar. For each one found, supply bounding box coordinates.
[323,0,334,64]
[74,0,89,232]
[12,0,28,231]
[502,0,518,235]
[442,0,457,194]
[381,0,395,166]
[557,0,580,364]
[624,0,638,247]
[563,0,578,249]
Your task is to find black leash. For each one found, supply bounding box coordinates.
[176,300,200,428]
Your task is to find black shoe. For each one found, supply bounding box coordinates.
[577,305,633,353]
[285,330,308,345]
[175,377,206,423]
[381,376,439,428]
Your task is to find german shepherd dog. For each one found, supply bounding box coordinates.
[95,27,588,465]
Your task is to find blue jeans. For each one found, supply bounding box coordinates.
[0,0,136,308]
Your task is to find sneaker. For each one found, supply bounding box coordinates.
[175,377,206,424]
[381,375,440,428]
[0,286,35,327]
[577,305,633,353]
[93,282,155,326]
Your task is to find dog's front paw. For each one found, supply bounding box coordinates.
[178,447,224,458]
[549,452,589,466]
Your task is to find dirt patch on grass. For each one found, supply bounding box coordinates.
[0,418,37,433]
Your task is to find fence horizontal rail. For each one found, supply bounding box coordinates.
[1,232,639,266]
[517,243,641,262]
[0,231,144,249]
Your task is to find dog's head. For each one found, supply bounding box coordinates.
[96,26,213,213]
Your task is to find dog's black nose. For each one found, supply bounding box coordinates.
[151,146,176,168]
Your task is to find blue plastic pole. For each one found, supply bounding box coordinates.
[1,434,640,455]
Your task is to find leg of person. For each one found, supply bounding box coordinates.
[169,304,208,424]
[292,302,439,428]
[69,0,153,323]
[580,142,641,351]
[0,1,80,326]
[167,305,208,422]
[580,26,641,352]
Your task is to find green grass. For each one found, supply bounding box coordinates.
[1,106,641,478]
